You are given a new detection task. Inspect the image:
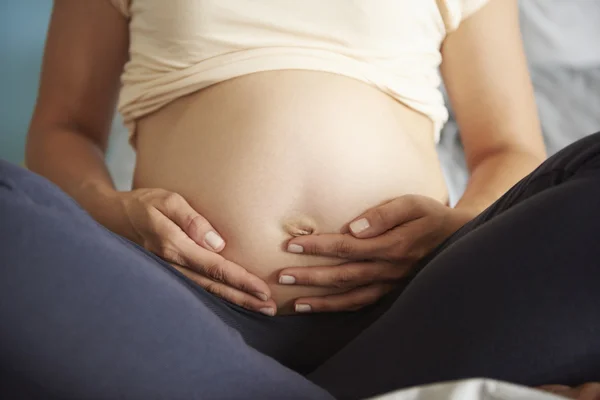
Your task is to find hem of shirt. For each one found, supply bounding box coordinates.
[118,48,448,147]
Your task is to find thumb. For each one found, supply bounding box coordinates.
[348,196,424,239]
[156,193,226,252]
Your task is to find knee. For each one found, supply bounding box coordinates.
[545,131,600,174]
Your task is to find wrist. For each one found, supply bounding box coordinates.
[448,206,478,232]
[78,180,136,240]
[453,205,480,219]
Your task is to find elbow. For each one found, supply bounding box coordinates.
[467,141,547,173]
[26,118,109,161]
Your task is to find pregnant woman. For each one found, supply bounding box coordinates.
[1,0,599,399]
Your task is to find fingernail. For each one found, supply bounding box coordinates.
[205,231,225,250]
[253,292,268,301]
[349,218,370,235]
[279,275,296,285]
[287,244,304,253]
[259,307,275,317]
[295,304,312,313]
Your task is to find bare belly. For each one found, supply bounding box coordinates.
[133,70,448,313]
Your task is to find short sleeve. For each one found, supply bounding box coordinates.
[436,0,491,32]
[461,0,491,21]
[109,0,131,18]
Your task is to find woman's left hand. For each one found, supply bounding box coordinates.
[279,195,475,313]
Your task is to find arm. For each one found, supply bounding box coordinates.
[26,0,136,238]
[277,0,548,311]
[26,1,276,312]
[440,0,547,217]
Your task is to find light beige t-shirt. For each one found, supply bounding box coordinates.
[110,0,491,144]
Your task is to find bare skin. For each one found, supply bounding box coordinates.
[278,0,551,312]
[27,0,545,314]
[25,0,596,392]
[133,69,446,312]
[538,383,600,399]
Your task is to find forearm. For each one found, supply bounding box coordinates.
[26,128,135,239]
[454,148,545,217]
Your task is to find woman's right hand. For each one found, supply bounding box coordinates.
[116,188,276,316]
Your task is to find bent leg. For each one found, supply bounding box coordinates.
[310,133,600,399]
[0,161,331,400]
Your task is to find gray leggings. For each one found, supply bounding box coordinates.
[2,132,600,399]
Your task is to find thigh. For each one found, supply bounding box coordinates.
[0,161,331,400]
[309,135,600,399]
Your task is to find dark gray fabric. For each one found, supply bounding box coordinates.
[2,132,600,399]
[0,161,333,400]
[310,131,600,398]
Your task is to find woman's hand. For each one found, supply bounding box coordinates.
[538,383,600,399]
[279,195,474,313]
[118,188,276,315]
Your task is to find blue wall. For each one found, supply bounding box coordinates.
[0,1,52,164]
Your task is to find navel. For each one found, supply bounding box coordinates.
[282,216,318,237]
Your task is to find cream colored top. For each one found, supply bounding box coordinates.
[110,0,490,144]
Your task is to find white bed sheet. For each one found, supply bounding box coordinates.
[368,379,565,400]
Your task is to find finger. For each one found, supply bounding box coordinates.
[179,240,272,301]
[348,195,428,239]
[279,261,408,289]
[293,283,395,313]
[155,192,226,252]
[173,265,277,316]
[286,232,400,260]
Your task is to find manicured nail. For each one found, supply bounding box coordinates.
[253,292,268,301]
[279,275,296,285]
[349,218,370,235]
[287,244,304,253]
[205,231,225,250]
[295,304,312,313]
[259,307,275,317]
